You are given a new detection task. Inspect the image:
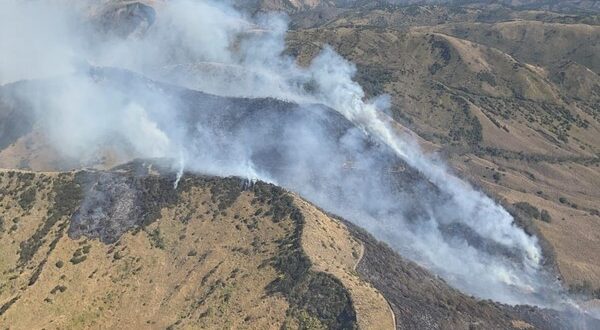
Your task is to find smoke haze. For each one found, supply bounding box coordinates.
[0,0,573,308]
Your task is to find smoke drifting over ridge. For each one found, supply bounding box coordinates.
[0,0,571,308]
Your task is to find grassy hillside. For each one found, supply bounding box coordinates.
[285,5,600,293]
[1,1,600,327]
[2,161,593,329]
[0,164,362,329]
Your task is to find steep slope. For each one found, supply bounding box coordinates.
[433,21,600,74]
[287,27,599,155]
[286,13,600,293]
[2,0,600,323]
[1,162,597,329]
[0,163,363,329]
[241,0,600,15]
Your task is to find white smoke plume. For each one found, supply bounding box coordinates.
[0,0,574,309]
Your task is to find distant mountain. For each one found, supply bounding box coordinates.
[233,0,600,13]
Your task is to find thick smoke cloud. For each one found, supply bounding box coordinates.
[0,0,573,308]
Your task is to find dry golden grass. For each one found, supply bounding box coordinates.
[450,153,600,290]
[0,169,399,329]
[294,197,395,330]
[0,172,293,329]
[288,20,600,295]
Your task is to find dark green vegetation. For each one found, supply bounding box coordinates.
[19,173,82,265]
[17,187,36,212]
[2,161,600,328]
[513,202,552,223]
[150,171,357,329]
[183,174,358,329]
[0,296,19,317]
[0,162,358,329]
[281,0,600,294]
[253,184,357,329]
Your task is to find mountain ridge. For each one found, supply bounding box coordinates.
[1,162,598,329]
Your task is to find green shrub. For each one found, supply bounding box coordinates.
[50,285,67,294]
[18,187,36,211]
[70,255,87,264]
[540,210,552,223]
[148,228,165,249]
[492,172,501,182]
[513,202,540,219]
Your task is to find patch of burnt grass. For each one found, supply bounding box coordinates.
[258,183,357,330]
[69,170,181,243]
[67,166,245,243]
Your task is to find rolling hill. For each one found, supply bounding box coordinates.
[1,0,600,328]
[1,161,597,329]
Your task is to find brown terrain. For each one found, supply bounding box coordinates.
[282,1,600,297]
[1,0,600,329]
[1,161,598,329]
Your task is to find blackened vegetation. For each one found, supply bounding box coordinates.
[254,183,357,329]
[68,168,179,243]
[344,220,600,330]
